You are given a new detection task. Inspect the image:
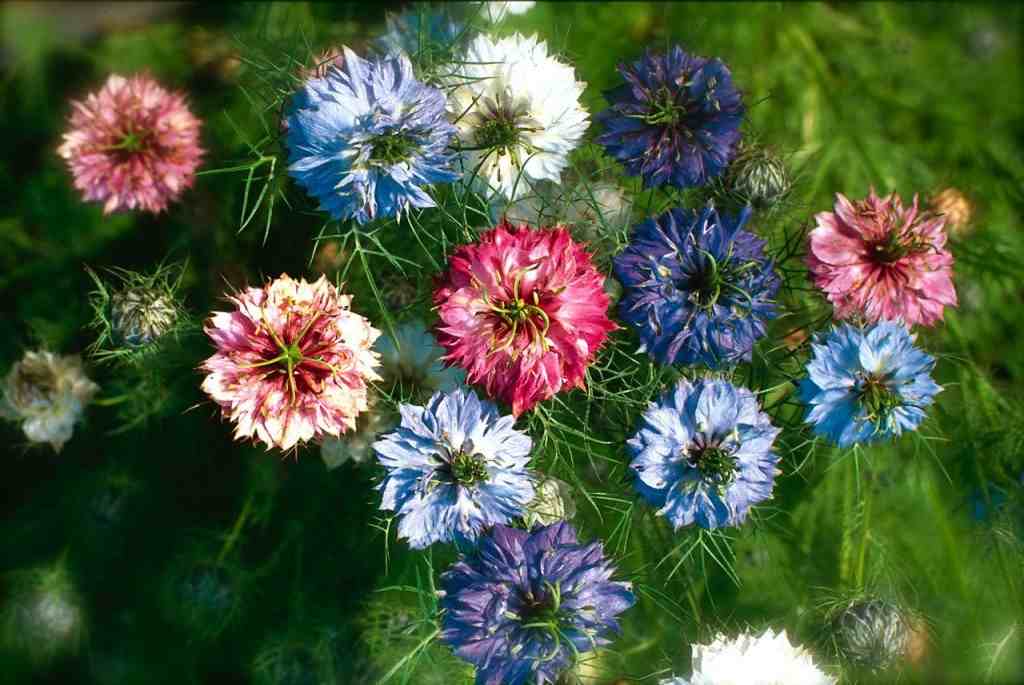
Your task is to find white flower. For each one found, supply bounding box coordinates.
[2,351,99,452]
[445,33,589,201]
[664,629,837,685]
[481,1,536,23]
[376,320,465,397]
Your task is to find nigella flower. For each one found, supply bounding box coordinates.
[2,351,99,453]
[434,221,616,416]
[807,189,957,327]
[376,320,466,400]
[444,33,589,201]
[800,320,941,448]
[614,206,780,368]
[439,522,635,685]
[661,628,836,685]
[286,48,458,225]
[200,274,382,451]
[628,378,781,530]
[373,388,535,549]
[374,7,467,60]
[57,73,204,214]
[597,46,744,189]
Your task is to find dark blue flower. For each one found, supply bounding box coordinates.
[373,388,535,549]
[628,378,780,530]
[613,205,780,368]
[596,45,744,189]
[800,321,941,448]
[286,47,458,225]
[439,521,635,685]
[374,7,467,59]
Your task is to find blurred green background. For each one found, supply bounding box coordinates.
[1,2,1022,684]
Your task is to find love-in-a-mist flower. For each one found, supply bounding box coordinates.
[444,33,589,201]
[807,190,957,327]
[597,46,744,189]
[614,206,780,368]
[375,7,467,61]
[2,351,99,452]
[286,48,458,224]
[434,222,615,416]
[373,388,535,549]
[800,320,941,448]
[58,73,203,214]
[660,628,836,685]
[376,320,466,400]
[439,521,635,685]
[200,275,381,451]
[628,379,780,530]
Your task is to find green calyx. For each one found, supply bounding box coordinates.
[474,117,521,154]
[450,449,489,486]
[858,374,900,420]
[369,133,419,165]
[644,88,687,127]
[690,445,739,489]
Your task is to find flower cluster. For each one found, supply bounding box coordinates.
[200,274,381,451]
[434,221,615,416]
[614,206,780,368]
[58,73,203,214]
[439,521,635,685]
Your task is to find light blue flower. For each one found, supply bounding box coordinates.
[373,388,535,549]
[628,378,781,530]
[800,320,941,448]
[375,7,467,59]
[286,47,458,225]
[376,320,465,398]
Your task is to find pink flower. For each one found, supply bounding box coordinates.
[201,275,381,451]
[433,221,615,416]
[58,73,204,214]
[807,189,957,327]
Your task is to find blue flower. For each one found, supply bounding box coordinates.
[373,388,535,549]
[628,378,781,530]
[439,521,635,685]
[800,321,941,447]
[596,45,744,189]
[374,7,467,59]
[286,47,458,225]
[613,205,780,368]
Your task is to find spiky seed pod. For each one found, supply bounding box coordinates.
[109,286,178,348]
[523,476,577,528]
[725,143,792,209]
[929,187,974,235]
[830,598,915,673]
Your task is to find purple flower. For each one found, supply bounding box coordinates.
[628,378,781,530]
[439,522,635,685]
[597,45,744,189]
[613,205,780,368]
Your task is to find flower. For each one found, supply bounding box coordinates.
[286,48,458,225]
[663,628,836,685]
[2,351,98,452]
[614,206,780,368]
[929,187,974,235]
[807,189,957,327]
[523,476,576,528]
[439,521,635,685]
[628,378,780,530]
[434,221,616,416]
[828,598,919,674]
[319,392,398,469]
[58,73,203,214]
[200,274,381,451]
[481,1,536,23]
[376,320,466,399]
[799,320,941,447]
[444,33,589,201]
[373,388,535,549]
[596,46,744,189]
[375,7,467,61]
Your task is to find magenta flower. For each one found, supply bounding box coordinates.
[201,275,382,451]
[434,221,615,416]
[58,73,204,214]
[807,189,957,327]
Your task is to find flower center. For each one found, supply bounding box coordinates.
[870,231,910,264]
[369,132,419,166]
[517,581,565,632]
[474,115,522,155]
[483,267,552,355]
[687,442,739,489]
[449,447,489,486]
[106,129,151,158]
[684,251,756,311]
[857,373,900,419]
